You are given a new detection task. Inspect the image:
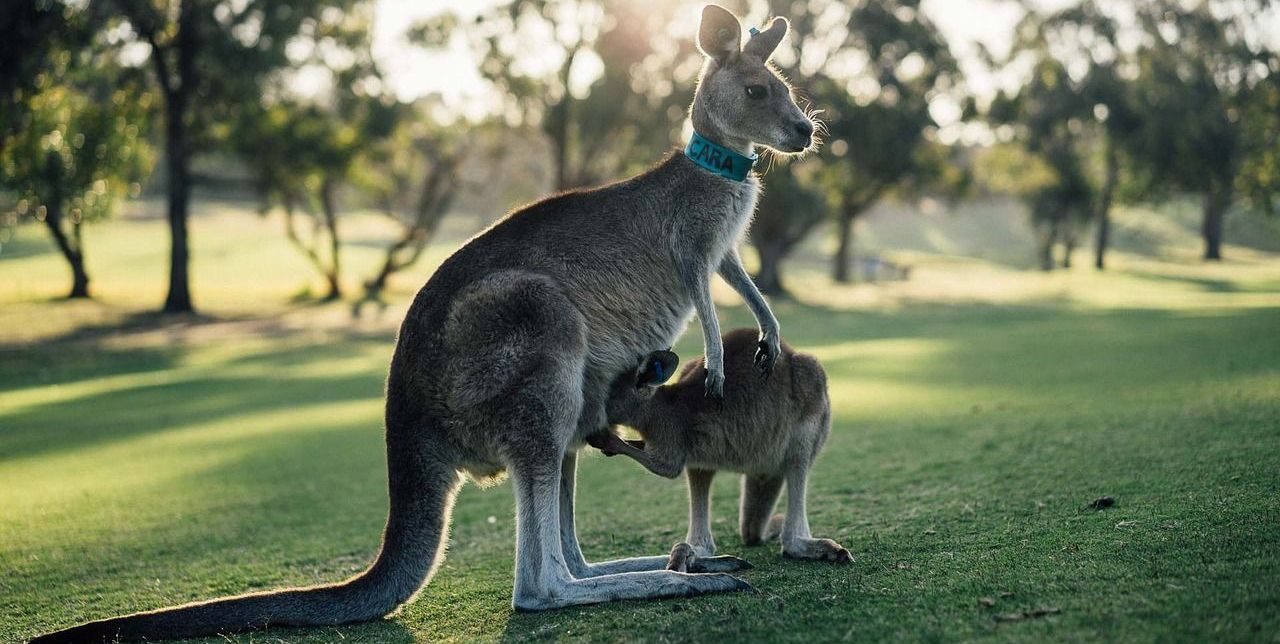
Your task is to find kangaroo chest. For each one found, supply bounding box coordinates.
[586,177,759,375]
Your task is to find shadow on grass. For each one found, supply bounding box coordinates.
[1124,270,1246,293]
[0,337,390,461]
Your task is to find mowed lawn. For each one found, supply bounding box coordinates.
[2,207,1280,642]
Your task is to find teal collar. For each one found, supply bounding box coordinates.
[684,131,757,182]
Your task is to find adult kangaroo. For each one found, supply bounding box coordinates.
[31,5,814,642]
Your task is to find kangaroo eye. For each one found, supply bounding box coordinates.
[745,84,767,99]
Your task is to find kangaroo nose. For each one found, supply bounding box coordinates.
[794,120,814,143]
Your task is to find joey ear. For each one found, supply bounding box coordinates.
[743,16,788,61]
[697,5,742,62]
[636,350,680,388]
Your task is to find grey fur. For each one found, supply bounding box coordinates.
[30,5,815,642]
[598,329,853,564]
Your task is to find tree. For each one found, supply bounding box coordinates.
[350,119,472,316]
[410,1,693,190]
[233,4,400,302]
[1033,2,1140,270]
[988,1,1146,270]
[989,57,1097,270]
[0,2,84,156]
[1124,0,1276,260]
[99,0,362,312]
[1,6,152,298]
[750,158,826,295]
[1236,67,1280,217]
[744,0,960,287]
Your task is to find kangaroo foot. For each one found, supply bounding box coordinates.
[666,542,753,573]
[783,538,854,564]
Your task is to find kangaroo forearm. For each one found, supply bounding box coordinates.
[691,284,724,367]
[718,252,778,335]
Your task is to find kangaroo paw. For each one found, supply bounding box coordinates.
[783,538,854,564]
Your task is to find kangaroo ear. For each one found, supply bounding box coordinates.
[636,350,680,388]
[698,5,742,62]
[743,17,788,61]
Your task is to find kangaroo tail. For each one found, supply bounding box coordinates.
[31,428,461,644]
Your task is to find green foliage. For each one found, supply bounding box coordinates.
[226,2,403,301]
[973,143,1057,198]
[1119,0,1276,259]
[410,0,699,189]
[747,0,962,286]
[1,62,152,230]
[0,1,89,155]
[1236,68,1280,216]
[801,0,962,214]
[0,4,153,296]
[987,1,1146,268]
[112,0,367,148]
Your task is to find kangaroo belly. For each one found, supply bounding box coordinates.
[685,422,796,475]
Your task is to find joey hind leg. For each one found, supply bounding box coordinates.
[739,473,784,546]
[779,465,852,564]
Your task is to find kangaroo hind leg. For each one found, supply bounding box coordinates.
[740,473,784,546]
[780,463,852,564]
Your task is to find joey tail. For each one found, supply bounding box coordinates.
[30,415,460,643]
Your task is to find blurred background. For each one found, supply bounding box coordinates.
[4,2,1280,641]
[2,0,1277,325]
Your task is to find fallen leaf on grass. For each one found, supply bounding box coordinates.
[1086,496,1116,510]
[994,607,1061,622]
[1115,520,1137,529]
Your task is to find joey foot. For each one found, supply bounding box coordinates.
[762,515,853,564]
[783,538,854,564]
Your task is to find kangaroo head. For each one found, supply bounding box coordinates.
[690,5,814,155]
[605,350,681,424]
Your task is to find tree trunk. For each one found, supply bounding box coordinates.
[547,47,579,191]
[69,220,90,298]
[1094,136,1118,270]
[1062,232,1074,269]
[41,198,91,299]
[319,176,342,301]
[161,95,193,312]
[1039,221,1057,271]
[833,208,857,284]
[159,12,196,313]
[355,155,464,318]
[1202,184,1228,261]
[753,239,789,297]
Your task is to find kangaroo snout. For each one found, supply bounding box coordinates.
[789,119,815,151]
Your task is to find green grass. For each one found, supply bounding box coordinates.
[2,204,1279,642]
